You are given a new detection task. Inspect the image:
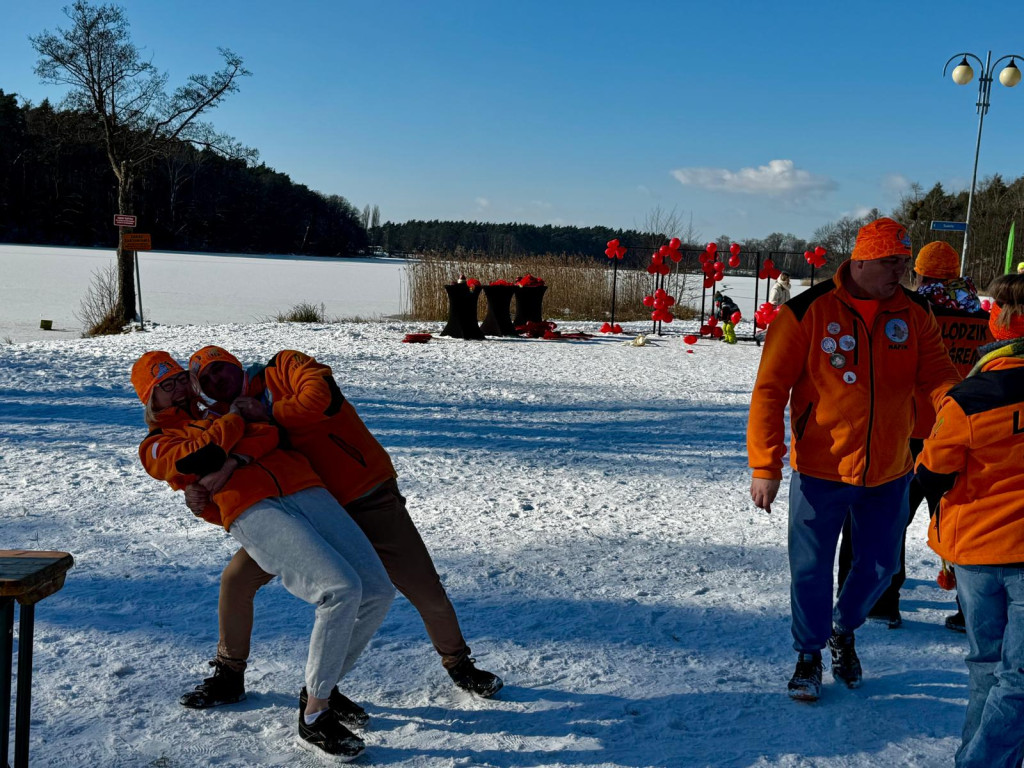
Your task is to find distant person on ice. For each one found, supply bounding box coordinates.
[837,241,990,630]
[180,346,502,715]
[769,272,791,306]
[917,273,1024,768]
[131,352,393,762]
[746,218,960,702]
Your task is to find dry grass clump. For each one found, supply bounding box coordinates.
[275,302,327,323]
[405,251,698,322]
[77,262,124,336]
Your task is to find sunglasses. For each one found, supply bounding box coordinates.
[157,371,190,392]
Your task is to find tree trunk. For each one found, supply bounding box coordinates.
[117,169,136,324]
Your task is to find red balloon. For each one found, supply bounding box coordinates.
[683,334,698,344]
[804,250,814,261]
[700,324,711,335]
[981,298,992,311]
[728,255,740,268]
[655,288,667,297]
[706,242,717,254]
[659,263,671,275]
[758,268,769,280]
[658,245,670,256]
[669,237,681,250]
[669,250,683,263]
[654,298,666,310]
[646,263,658,274]
[703,276,715,289]
[729,243,741,256]
[707,315,718,327]
[642,295,655,307]
[713,261,724,272]
[666,296,676,307]
[730,311,742,324]
[652,252,664,265]
[769,266,782,280]
[814,246,827,258]
[714,272,724,282]
[711,326,724,338]
[763,258,774,269]
[612,323,623,334]
[600,322,612,333]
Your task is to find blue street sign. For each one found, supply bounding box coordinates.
[930,221,967,232]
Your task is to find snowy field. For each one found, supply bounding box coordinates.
[0,316,970,768]
[0,244,407,342]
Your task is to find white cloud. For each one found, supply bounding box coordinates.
[671,159,837,198]
[882,174,912,195]
[475,197,490,209]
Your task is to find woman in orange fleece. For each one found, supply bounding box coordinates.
[917,274,1024,768]
[131,352,393,763]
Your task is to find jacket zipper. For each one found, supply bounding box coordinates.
[252,460,284,496]
[328,434,368,467]
[840,301,874,484]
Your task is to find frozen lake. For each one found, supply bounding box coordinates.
[0,244,408,342]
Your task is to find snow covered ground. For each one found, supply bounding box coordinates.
[0,315,970,767]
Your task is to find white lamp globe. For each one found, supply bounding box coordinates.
[999,60,1021,87]
[952,59,974,85]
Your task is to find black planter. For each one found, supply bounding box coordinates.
[440,283,485,340]
[480,285,518,336]
[513,285,547,326]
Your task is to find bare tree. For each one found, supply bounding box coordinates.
[370,204,380,229]
[361,204,371,230]
[32,1,253,324]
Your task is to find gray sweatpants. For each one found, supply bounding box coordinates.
[229,487,394,698]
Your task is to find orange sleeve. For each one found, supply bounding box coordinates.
[139,413,246,489]
[233,422,280,459]
[916,398,970,477]
[747,306,809,480]
[915,308,962,412]
[268,350,340,429]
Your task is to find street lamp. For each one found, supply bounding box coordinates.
[943,50,1023,276]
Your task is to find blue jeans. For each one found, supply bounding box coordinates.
[788,472,911,653]
[954,564,1024,768]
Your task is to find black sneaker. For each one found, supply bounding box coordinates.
[447,656,503,698]
[945,609,967,633]
[828,630,863,688]
[867,609,903,629]
[300,686,370,729]
[787,652,823,702]
[297,703,365,763]
[179,660,245,709]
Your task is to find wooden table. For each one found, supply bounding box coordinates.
[0,551,74,768]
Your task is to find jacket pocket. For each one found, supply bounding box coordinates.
[794,402,814,441]
[328,433,367,467]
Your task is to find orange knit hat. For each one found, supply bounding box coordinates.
[989,302,1024,342]
[851,217,913,261]
[131,351,186,404]
[914,241,960,279]
[189,345,242,379]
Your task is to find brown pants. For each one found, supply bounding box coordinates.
[217,478,469,670]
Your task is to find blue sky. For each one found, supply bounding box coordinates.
[2,0,1024,241]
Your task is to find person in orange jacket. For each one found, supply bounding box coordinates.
[917,274,1024,768]
[747,217,961,702]
[181,346,502,713]
[836,241,990,629]
[131,352,394,762]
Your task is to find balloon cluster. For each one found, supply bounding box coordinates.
[642,287,676,323]
[604,239,627,259]
[599,322,624,334]
[466,278,481,291]
[759,259,782,280]
[698,243,724,289]
[699,314,724,338]
[804,246,828,269]
[647,237,683,275]
[754,302,780,328]
[727,242,742,268]
[517,274,545,287]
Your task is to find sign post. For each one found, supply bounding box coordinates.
[115,216,150,329]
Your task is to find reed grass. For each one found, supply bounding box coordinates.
[404,251,699,322]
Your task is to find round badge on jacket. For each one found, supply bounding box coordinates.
[827,322,841,334]
[829,353,846,369]
[843,371,857,384]
[839,335,856,351]
[821,337,837,354]
[885,318,909,343]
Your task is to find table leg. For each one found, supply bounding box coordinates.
[13,604,32,768]
[0,598,11,768]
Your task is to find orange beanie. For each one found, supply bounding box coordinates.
[914,241,960,279]
[851,217,913,261]
[189,345,242,379]
[988,302,1024,342]
[131,351,185,404]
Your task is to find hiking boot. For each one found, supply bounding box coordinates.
[179,660,245,709]
[297,700,365,763]
[867,609,903,629]
[828,630,863,688]
[447,656,503,698]
[945,609,967,633]
[300,686,370,729]
[787,652,823,702]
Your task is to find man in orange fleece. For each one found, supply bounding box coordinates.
[182,346,502,715]
[747,217,960,702]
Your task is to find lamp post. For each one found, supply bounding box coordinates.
[943,50,1022,276]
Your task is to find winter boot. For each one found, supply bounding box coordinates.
[945,608,967,633]
[300,686,370,729]
[447,656,503,698]
[787,652,823,702]
[828,629,863,688]
[179,660,245,709]
[297,699,365,763]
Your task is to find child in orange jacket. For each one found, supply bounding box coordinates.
[917,274,1024,768]
[131,352,393,762]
